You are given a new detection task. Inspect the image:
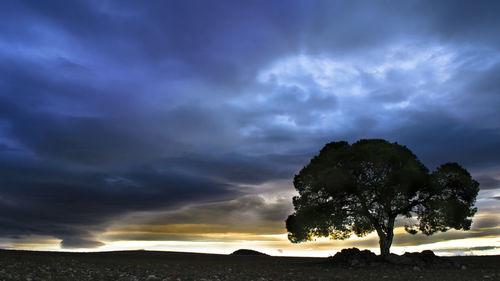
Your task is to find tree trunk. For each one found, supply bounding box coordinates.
[378,216,396,256]
[378,234,393,256]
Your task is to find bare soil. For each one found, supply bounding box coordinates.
[0,249,498,281]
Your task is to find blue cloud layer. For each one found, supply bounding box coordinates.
[0,0,499,248]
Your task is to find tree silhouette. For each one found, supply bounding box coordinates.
[286,139,479,255]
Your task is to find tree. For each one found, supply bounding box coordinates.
[286,139,479,256]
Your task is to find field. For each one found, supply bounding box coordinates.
[0,249,498,281]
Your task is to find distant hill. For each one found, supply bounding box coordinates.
[230,249,269,256]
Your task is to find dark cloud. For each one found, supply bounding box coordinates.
[393,227,500,247]
[0,158,236,248]
[471,215,500,230]
[0,0,499,250]
[100,193,293,243]
[476,175,500,190]
[394,118,500,171]
[128,194,294,228]
[61,238,104,249]
[412,0,500,47]
[431,246,499,256]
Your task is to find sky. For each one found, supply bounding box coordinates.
[0,0,499,256]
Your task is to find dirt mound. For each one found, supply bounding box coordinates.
[330,248,462,269]
[230,249,269,256]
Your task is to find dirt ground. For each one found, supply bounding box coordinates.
[0,249,498,281]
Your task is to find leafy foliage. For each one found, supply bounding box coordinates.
[413,163,479,235]
[286,139,479,255]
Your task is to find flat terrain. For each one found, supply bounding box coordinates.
[0,249,498,281]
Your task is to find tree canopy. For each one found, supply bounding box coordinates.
[286,139,479,255]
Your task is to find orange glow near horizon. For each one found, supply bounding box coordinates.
[2,228,499,257]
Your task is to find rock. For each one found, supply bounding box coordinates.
[330,248,377,267]
[402,250,458,268]
[330,248,459,269]
[384,254,413,265]
[146,274,160,281]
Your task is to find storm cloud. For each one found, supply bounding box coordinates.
[0,0,499,251]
